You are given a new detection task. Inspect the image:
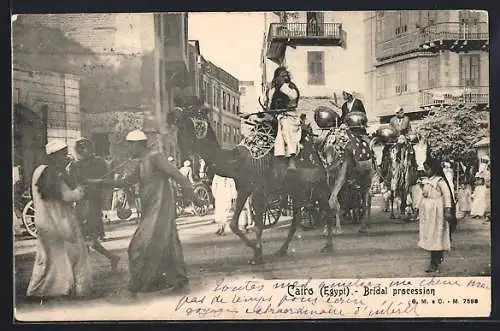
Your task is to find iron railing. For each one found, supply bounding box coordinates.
[268,22,343,39]
[418,22,489,44]
[375,21,488,60]
[419,86,489,107]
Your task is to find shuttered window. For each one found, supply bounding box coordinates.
[307,51,325,85]
[395,11,409,35]
[428,56,439,89]
[460,54,480,87]
[394,60,409,94]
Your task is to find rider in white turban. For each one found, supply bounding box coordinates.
[389,106,412,136]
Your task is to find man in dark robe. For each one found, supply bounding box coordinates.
[340,88,366,124]
[70,138,120,271]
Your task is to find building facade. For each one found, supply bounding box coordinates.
[364,10,489,125]
[238,81,258,137]
[200,59,241,150]
[12,18,94,189]
[172,39,242,151]
[260,11,366,130]
[18,13,190,161]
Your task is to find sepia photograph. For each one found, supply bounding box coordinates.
[12,10,491,321]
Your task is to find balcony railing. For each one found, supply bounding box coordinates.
[375,30,420,60]
[418,22,489,44]
[268,22,343,40]
[376,22,489,61]
[419,86,489,108]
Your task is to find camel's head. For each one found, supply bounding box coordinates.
[167,105,216,161]
[322,129,352,171]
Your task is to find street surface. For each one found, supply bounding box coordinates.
[14,195,491,316]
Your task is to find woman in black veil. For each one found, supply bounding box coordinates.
[417,156,458,272]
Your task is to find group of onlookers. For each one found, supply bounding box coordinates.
[456,155,491,220]
[25,131,204,301]
[378,154,490,273]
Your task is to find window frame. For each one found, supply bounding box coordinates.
[307,51,325,85]
[459,54,481,87]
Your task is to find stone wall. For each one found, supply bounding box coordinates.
[13,67,81,154]
[81,111,144,162]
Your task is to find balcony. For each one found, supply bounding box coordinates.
[266,22,345,64]
[419,86,489,108]
[375,22,489,61]
[375,30,421,61]
[418,22,489,52]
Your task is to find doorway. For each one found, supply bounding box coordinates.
[13,104,48,193]
[306,12,324,36]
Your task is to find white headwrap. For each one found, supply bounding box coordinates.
[343,88,353,96]
[126,130,147,141]
[45,140,67,155]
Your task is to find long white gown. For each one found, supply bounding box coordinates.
[418,176,452,252]
[26,165,92,298]
[211,175,235,225]
[443,167,455,200]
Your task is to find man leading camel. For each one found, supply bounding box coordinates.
[264,67,301,171]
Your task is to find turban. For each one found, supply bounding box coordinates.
[126,130,147,142]
[45,140,67,155]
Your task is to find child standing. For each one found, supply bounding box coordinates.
[456,183,472,218]
[470,175,488,219]
[381,182,391,212]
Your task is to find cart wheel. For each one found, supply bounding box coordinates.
[193,185,210,216]
[22,200,37,238]
[262,194,282,229]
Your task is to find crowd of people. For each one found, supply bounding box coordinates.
[378,151,490,273]
[24,133,258,302]
[21,66,490,302]
[25,131,204,301]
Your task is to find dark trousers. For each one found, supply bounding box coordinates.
[430,251,444,266]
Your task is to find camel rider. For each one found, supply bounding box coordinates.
[340,88,366,124]
[264,67,301,171]
[390,106,412,137]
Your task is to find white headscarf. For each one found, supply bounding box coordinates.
[45,140,67,155]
